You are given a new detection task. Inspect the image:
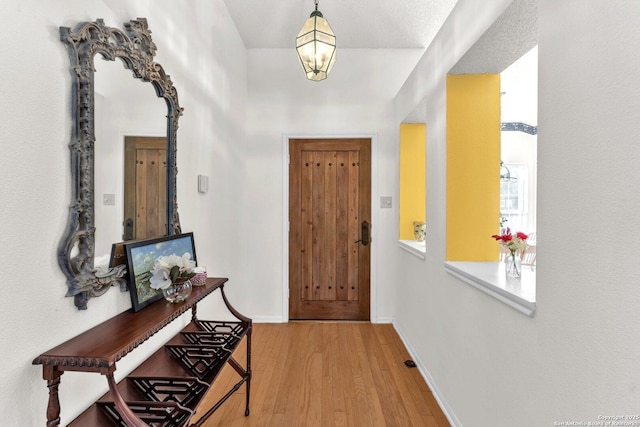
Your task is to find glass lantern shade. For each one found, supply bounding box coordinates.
[296,11,336,81]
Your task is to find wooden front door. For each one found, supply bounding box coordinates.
[289,138,371,320]
[123,136,167,240]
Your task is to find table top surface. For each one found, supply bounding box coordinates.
[33,277,228,370]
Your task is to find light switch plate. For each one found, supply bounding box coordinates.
[380,196,392,208]
[103,194,115,206]
[198,175,209,193]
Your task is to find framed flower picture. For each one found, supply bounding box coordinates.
[123,232,197,312]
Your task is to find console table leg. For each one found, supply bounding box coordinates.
[219,284,253,417]
[106,373,148,427]
[191,303,198,322]
[245,323,252,416]
[43,366,62,427]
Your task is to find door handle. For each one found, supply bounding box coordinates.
[124,218,134,241]
[354,220,370,246]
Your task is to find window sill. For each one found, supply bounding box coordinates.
[399,240,426,259]
[444,261,536,316]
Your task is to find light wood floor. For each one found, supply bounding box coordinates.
[194,322,450,427]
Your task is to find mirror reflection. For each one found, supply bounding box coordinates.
[94,58,167,259]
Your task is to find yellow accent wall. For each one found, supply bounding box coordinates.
[446,74,501,261]
[399,124,426,240]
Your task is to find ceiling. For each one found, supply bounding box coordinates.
[223,0,459,50]
[449,0,537,74]
[403,0,537,122]
[221,1,459,107]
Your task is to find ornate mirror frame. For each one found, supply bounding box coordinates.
[59,18,182,310]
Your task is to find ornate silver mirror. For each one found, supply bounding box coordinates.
[59,19,182,310]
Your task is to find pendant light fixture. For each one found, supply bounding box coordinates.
[296,0,336,81]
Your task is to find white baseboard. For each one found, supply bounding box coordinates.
[391,319,463,427]
[250,316,396,324]
[251,316,286,323]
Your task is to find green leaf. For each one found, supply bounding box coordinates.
[169,265,180,281]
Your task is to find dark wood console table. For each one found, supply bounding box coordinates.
[33,278,252,426]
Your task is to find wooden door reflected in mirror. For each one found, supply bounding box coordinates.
[124,136,167,241]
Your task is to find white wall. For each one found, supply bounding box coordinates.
[94,59,167,254]
[394,0,640,425]
[243,48,402,322]
[0,0,247,424]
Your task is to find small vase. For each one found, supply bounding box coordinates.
[191,266,207,286]
[162,278,192,303]
[505,252,522,279]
